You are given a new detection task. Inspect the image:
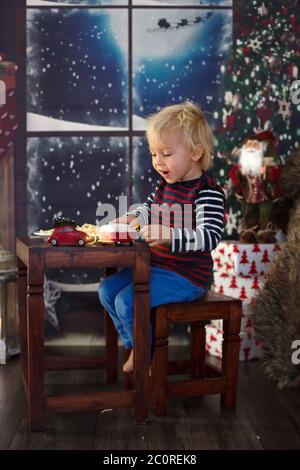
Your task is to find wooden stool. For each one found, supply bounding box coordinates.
[151,291,242,416]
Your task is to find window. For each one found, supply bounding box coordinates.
[26,0,233,236]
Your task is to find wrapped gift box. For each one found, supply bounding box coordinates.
[205,324,262,362]
[213,303,259,333]
[212,240,282,277]
[213,271,267,304]
[207,272,267,361]
[207,241,283,361]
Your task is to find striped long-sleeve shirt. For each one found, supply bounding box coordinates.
[127,173,226,288]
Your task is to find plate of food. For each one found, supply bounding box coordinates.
[33,229,53,238]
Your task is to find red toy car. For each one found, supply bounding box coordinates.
[48,217,89,247]
[98,223,138,246]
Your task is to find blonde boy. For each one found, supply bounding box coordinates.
[99,101,225,372]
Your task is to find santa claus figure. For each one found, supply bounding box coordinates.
[229,131,282,243]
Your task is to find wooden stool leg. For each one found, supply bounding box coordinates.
[104,310,118,383]
[221,302,242,408]
[151,307,169,416]
[190,321,206,379]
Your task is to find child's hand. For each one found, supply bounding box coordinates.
[140,224,171,248]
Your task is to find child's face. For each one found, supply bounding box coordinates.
[148,129,203,183]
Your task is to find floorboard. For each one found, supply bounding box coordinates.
[1,348,300,450]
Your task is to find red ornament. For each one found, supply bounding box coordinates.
[257,107,272,125]
[226,114,236,130]
[242,47,250,56]
[290,15,297,32]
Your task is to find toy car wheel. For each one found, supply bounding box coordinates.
[77,239,85,247]
[115,241,121,246]
[51,239,58,246]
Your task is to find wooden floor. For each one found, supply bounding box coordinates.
[1,347,300,450]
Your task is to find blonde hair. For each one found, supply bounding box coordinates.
[146,101,214,171]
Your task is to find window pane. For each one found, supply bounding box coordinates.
[133,1,232,4]
[27,9,128,130]
[27,137,129,234]
[132,137,158,205]
[27,1,128,6]
[132,8,232,130]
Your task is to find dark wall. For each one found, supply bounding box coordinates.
[0,0,17,61]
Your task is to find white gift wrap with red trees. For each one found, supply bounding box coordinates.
[212,241,283,277]
[206,241,283,361]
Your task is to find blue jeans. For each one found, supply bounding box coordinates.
[98,266,206,350]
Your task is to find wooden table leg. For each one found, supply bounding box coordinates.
[133,249,150,423]
[27,254,45,431]
[104,310,118,383]
[17,259,28,395]
[103,267,118,383]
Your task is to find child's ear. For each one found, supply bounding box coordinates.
[192,144,204,161]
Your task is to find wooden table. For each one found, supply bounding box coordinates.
[16,237,150,431]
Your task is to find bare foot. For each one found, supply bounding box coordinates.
[123,350,134,373]
[123,350,152,376]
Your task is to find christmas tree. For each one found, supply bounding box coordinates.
[213,0,299,238]
[217,0,299,163]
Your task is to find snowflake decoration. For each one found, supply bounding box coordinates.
[278,98,292,121]
[247,37,263,53]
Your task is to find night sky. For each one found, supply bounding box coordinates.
[26,2,232,284]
